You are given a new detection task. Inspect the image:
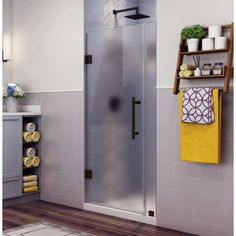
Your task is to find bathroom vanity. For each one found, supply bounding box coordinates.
[3,106,41,206]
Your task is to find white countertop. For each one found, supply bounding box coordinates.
[2,105,41,116]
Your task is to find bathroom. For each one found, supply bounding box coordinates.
[1,0,234,236]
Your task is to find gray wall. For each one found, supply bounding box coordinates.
[156,89,233,236]
[11,0,84,92]
[20,92,85,208]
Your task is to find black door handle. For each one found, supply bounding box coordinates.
[132,97,141,140]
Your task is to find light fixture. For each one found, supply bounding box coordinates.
[2,34,11,63]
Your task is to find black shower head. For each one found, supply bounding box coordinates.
[125,13,150,20]
[113,7,150,20]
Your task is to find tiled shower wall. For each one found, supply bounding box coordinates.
[21,91,85,208]
[156,88,233,236]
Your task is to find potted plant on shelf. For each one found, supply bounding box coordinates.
[2,83,25,112]
[181,24,206,52]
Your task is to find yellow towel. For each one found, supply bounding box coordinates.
[23,175,38,182]
[32,131,41,142]
[179,89,221,164]
[22,157,33,168]
[23,186,39,193]
[23,132,33,142]
[32,156,41,167]
[23,181,38,188]
[180,64,196,71]
[183,70,194,77]
[179,71,185,77]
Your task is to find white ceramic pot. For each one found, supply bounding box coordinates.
[202,38,214,50]
[208,25,222,38]
[194,68,202,77]
[215,36,227,49]
[187,38,199,52]
[6,97,18,112]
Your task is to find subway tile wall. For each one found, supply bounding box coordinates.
[21,89,233,236]
[21,91,85,208]
[156,88,233,236]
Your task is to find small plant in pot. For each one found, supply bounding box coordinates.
[181,24,206,52]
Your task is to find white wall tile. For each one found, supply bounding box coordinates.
[157,89,233,235]
[21,92,85,208]
[214,225,233,236]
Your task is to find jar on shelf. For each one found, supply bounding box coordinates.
[202,63,212,76]
[213,63,223,75]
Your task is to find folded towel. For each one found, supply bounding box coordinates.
[23,186,39,193]
[179,71,185,77]
[22,157,33,168]
[23,175,38,182]
[32,156,40,167]
[182,88,214,124]
[32,131,41,142]
[24,147,36,158]
[24,123,36,133]
[180,64,196,71]
[23,132,33,142]
[23,181,38,188]
[180,89,221,164]
[183,70,194,77]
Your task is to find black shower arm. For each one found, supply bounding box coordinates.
[113,7,139,15]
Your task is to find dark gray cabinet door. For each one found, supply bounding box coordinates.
[3,178,22,199]
[3,116,22,179]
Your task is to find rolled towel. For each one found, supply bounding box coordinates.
[22,157,33,168]
[32,131,41,142]
[23,186,39,193]
[24,123,36,133]
[23,181,38,188]
[183,70,194,77]
[180,64,196,71]
[32,156,41,167]
[23,175,38,182]
[24,147,36,158]
[179,71,185,77]
[23,132,33,142]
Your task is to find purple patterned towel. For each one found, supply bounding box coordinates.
[182,88,214,124]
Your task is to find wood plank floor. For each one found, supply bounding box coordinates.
[3,201,196,236]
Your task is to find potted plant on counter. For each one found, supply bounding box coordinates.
[3,83,25,112]
[181,24,206,52]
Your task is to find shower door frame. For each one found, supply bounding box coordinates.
[83,22,157,225]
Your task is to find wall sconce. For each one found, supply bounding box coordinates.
[2,34,11,63]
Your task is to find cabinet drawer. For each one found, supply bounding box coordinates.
[3,178,22,200]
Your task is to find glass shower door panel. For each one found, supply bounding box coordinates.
[86,24,144,213]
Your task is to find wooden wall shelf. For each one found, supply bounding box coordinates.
[180,48,228,55]
[173,23,234,94]
[177,74,225,80]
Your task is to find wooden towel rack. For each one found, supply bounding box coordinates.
[173,23,234,95]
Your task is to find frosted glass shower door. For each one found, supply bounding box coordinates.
[86,24,145,213]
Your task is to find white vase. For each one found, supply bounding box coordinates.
[215,36,227,49]
[208,25,222,38]
[6,97,18,112]
[202,38,214,50]
[187,38,199,52]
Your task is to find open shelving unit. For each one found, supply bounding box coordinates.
[173,23,234,95]
[22,116,41,195]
